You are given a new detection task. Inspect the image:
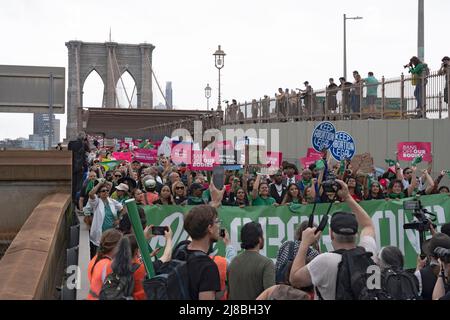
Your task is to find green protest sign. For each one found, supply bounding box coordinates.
[142,194,450,269]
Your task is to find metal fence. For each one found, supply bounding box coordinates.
[224,70,450,124]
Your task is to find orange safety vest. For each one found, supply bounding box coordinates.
[212,255,228,300]
[87,255,112,300]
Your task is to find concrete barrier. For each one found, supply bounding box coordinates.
[0,193,71,299]
[0,150,71,233]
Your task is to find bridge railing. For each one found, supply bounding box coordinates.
[224,70,450,125]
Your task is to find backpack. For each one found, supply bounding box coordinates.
[276,241,296,284]
[381,268,420,300]
[143,248,207,300]
[333,247,392,300]
[99,263,140,300]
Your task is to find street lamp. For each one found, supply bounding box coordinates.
[213,45,226,111]
[204,83,212,110]
[343,14,363,80]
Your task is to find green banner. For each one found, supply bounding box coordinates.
[142,194,450,269]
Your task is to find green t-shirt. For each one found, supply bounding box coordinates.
[228,250,275,300]
[365,76,379,96]
[102,200,116,232]
[251,195,276,206]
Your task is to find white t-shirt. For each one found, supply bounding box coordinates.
[306,236,378,300]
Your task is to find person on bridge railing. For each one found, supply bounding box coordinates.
[405,56,429,118]
[363,72,379,116]
[326,78,338,119]
[438,56,450,105]
[350,71,363,119]
[339,77,353,118]
[275,88,287,120]
[261,95,270,122]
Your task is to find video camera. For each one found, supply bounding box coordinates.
[322,173,341,194]
[403,199,437,233]
[403,198,437,258]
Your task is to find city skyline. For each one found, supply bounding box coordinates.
[0,0,449,140]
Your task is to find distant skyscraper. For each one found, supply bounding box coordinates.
[33,113,60,147]
[165,81,173,109]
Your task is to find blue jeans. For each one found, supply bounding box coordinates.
[414,85,422,109]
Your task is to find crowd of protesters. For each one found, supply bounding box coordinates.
[226,56,450,122]
[70,131,450,301]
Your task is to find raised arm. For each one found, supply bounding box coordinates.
[159,227,174,263]
[336,179,375,239]
[407,166,418,197]
[251,174,261,202]
[423,170,435,195]
[89,180,103,199]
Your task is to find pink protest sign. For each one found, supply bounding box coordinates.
[112,152,132,163]
[307,147,323,158]
[397,142,432,162]
[266,152,282,168]
[188,150,218,171]
[134,148,158,164]
[300,154,322,169]
[171,143,192,165]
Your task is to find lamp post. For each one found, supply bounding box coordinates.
[213,45,226,111]
[204,83,211,111]
[343,14,363,80]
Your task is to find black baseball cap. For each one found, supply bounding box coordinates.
[423,233,450,257]
[442,56,450,62]
[330,211,358,235]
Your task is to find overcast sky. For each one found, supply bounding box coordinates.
[0,0,448,141]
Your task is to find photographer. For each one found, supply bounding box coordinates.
[438,56,450,104]
[415,233,450,300]
[289,179,377,299]
[405,56,428,117]
[430,233,450,300]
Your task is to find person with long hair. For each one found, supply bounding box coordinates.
[364,181,385,200]
[281,183,303,205]
[87,229,123,300]
[154,185,175,205]
[111,229,173,300]
[227,187,249,207]
[346,176,363,202]
[406,56,429,117]
[172,181,187,205]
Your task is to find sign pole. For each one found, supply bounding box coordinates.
[125,199,155,279]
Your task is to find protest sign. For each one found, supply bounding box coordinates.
[350,153,374,174]
[171,142,192,165]
[397,142,432,162]
[188,150,218,171]
[330,131,356,161]
[266,152,282,169]
[307,147,322,158]
[158,136,172,157]
[134,148,158,164]
[311,121,336,152]
[112,151,132,163]
[143,194,450,269]
[300,154,322,169]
